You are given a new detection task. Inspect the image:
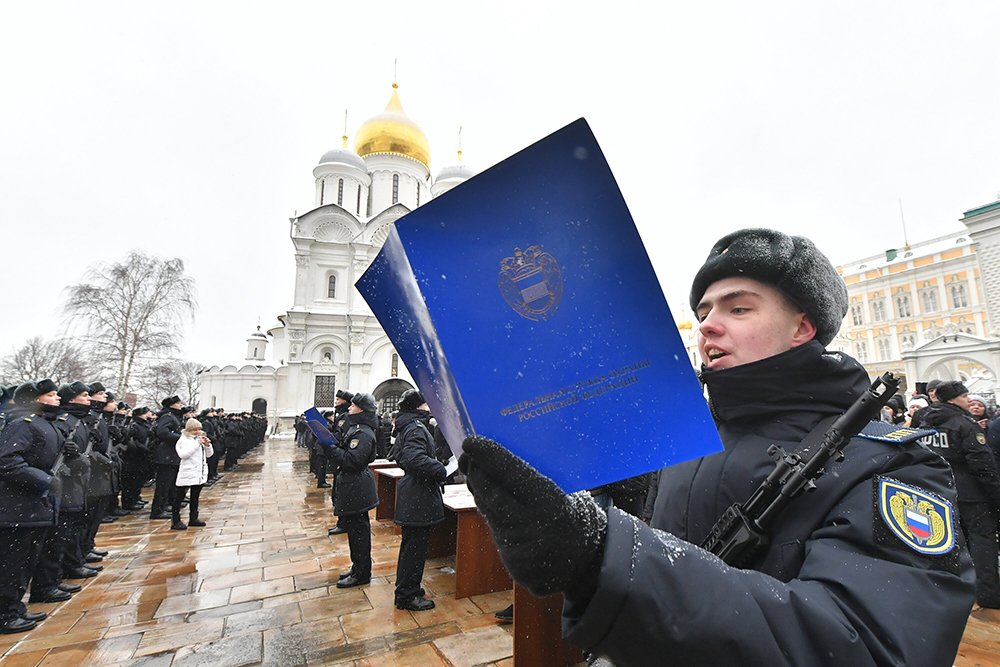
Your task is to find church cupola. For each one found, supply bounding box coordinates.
[433,129,475,197]
[313,111,370,213]
[246,326,269,362]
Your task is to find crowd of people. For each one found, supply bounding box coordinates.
[0,380,266,634]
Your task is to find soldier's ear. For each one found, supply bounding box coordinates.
[790,313,817,348]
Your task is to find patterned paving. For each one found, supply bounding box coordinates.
[0,437,513,666]
[1,436,996,666]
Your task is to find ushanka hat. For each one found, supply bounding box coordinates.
[689,228,848,346]
[935,380,969,403]
[58,381,90,404]
[398,389,426,412]
[161,395,182,408]
[351,392,377,413]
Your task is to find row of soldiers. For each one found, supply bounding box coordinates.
[0,378,267,634]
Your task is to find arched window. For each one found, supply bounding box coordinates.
[920,288,938,313]
[850,303,864,326]
[320,179,326,203]
[895,293,911,318]
[367,186,372,217]
[391,353,399,378]
[337,178,344,206]
[876,337,892,361]
[327,274,336,298]
[871,299,886,322]
[356,184,361,215]
[392,174,399,204]
[855,340,868,362]
[951,283,969,308]
[415,182,420,207]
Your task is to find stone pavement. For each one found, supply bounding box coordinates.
[0,437,514,666]
[1,436,998,666]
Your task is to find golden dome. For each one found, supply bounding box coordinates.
[355,83,431,168]
[677,320,693,330]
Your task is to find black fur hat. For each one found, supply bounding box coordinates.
[13,382,41,406]
[161,395,182,409]
[398,389,426,412]
[88,382,107,395]
[351,392,377,413]
[935,380,969,404]
[36,379,58,396]
[689,228,848,346]
[336,389,354,402]
[58,381,90,404]
[132,406,150,417]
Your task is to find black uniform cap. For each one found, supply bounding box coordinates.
[935,381,969,403]
[88,382,107,394]
[351,392,377,413]
[58,381,90,404]
[398,389,426,412]
[689,228,848,346]
[161,395,182,408]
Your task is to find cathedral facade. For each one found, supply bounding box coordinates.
[199,83,473,428]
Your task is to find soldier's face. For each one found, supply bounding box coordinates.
[348,404,362,415]
[36,391,60,406]
[696,277,817,371]
[70,392,90,405]
[950,394,971,411]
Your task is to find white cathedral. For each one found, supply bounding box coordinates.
[199,82,474,429]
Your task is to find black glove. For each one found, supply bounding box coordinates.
[460,436,607,599]
[63,441,80,458]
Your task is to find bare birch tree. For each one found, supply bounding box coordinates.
[64,252,197,395]
[138,359,203,406]
[0,336,97,385]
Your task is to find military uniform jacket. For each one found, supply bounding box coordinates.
[0,409,62,527]
[563,342,975,667]
[154,409,183,466]
[55,412,91,512]
[126,420,153,461]
[84,410,114,497]
[325,412,379,516]
[393,412,447,527]
[914,401,1000,507]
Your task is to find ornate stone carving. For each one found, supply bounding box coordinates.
[295,255,309,269]
[288,329,305,341]
[350,331,365,345]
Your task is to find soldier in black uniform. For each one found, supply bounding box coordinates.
[392,390,447,611]
[913,379,1000,608]
[123,407,154,508]
[460,228,974,666]
[53,382,96,582]
[326,392,379,589]
[151,396,184,519]
[82,383,113,558]
[0,380,63,633]
[327,391,353,536]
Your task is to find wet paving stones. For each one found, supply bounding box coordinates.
[0,437,515,665]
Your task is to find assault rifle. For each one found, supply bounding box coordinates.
[700,372,900,568]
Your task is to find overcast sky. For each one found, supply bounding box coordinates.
[3,1,999,368]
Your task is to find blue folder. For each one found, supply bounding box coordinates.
[303,407,338,447]
[356,118,722,493]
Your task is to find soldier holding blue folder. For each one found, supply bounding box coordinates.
[460,229,974,666]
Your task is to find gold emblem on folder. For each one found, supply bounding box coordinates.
[498,245,563,321]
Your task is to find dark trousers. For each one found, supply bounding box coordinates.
[60,511,88,571]
[224,442,239,469]
[207,451,219,480]
[84,495,110,553]
[315,453,327,486]
[121,458,144,507]
[151,464,178,516]
[342,513,372,579]
[959,501,1000,607]
[0,527,47,622]
[395,524,431,602]
[171,485,202,523]
[31,525,64,595]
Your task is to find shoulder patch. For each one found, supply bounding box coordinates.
[875,476,955,555]
[349,438,359,449]
[859,420,937,445]
[977,433,987,445]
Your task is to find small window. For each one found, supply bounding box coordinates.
[392,174,399,204]
[391,353,399,378]
[356,185,361,215]
[327,274,336,298]
[320,179,325,203]
[416,182,420,207]
[951,284,969,308]
[337,179,344,206]
[895,294,912,318]
[850,303,864,326]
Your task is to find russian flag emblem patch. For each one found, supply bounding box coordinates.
[876,476,955,555]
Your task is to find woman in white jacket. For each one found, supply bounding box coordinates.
[171,418,213,530]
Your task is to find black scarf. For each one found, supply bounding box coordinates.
[700,341,870,440]
[64,402,91,418]
[346,411,378,430]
